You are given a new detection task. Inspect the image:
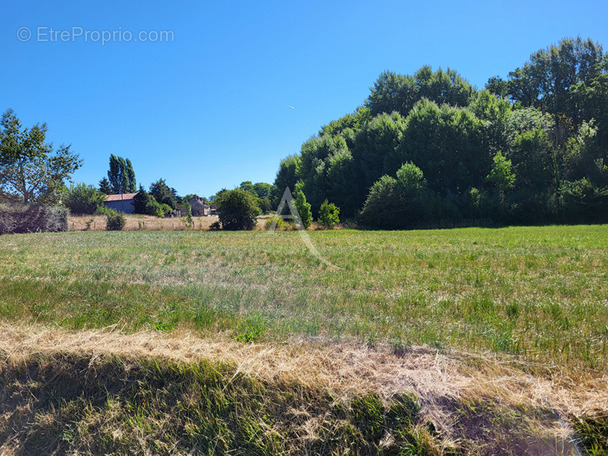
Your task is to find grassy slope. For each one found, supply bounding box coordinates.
[0,225,607,371]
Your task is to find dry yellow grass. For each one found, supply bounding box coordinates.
[68,215,219,231]
[1,322,605,453]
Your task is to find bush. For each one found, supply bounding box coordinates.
[215,189,260,230]
[105,209,126,231]
[293,190,312,229]
[159,203,173,218]
[94,205,114,216]
[264,216,296,231]
[0,203,68,234]
[64,183,106,215]
[318,200,340,228]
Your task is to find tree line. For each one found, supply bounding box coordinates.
[273,37,608,228]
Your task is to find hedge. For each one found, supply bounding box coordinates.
[0,203,68,235]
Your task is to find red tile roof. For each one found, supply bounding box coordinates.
[105,193,137,202]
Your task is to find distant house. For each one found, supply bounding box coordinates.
[210,203,217,215]
[189,197,210,216]
[104,193,136,214]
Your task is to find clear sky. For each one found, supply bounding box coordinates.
[2,1,607,198]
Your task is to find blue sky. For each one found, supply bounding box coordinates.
[2,1,607,198]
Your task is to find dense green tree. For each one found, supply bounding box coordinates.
[134,185,167,217]
[215,189,260,230]
[272,155,301,207]
[359,163,430,229]
[352,112,407,191]
[126,159,136,193]
[366,67,474,118]
[98,177,112,194]
[238,181,254,194]
[505,37,604,139]
[396,100,488,195]
[107,155,135,194]
[365,71,420,117]
[319,107,371,139]
[358,176,407,229]
[299,135,353,213]
[64,183,107,214]
[0,110,81,204]
[149,178,177,208]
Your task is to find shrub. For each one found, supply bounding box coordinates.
[94,205,114,216]
[318,200,340,228]
[264,216,296,231]
[159,203,173,218]
[0,203,68,234]
[215,189,260,230]
[64,183,107,215]
[209,221,221,231]
[184,203,193,228]
[293,190,312,229]
[105,209,126,231]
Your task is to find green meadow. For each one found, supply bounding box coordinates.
[1,224,607,372]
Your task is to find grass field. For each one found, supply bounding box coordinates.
[1,225,607,370]
[1,224,607,454]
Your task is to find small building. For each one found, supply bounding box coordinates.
[171,206,189,218]
[210,203,217,215]
[104,193,137,214]
[189,197,210,216]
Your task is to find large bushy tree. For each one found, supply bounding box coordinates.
[64,183,106,214]
[215,189,260,230]
[0,110,81,204]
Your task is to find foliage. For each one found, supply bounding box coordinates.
[98,177,112,194]
[184,203,193,228]
[0,110,82,204]
[133,186,169,218]
[293,190,312,229]
[239,181,275,214]
[318,200,340,228]
[105,209,126,231]
[274,37,608,227]
[149,178,177,208]
[64,183,107,215]
[486,152,516,193]
[0,203,68,234]
[272,155,301,207]
[215,189,260,230]
[107,154,136,194]
[359,163,430,229]
[365,66,475,118]
[264,216,296,231]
